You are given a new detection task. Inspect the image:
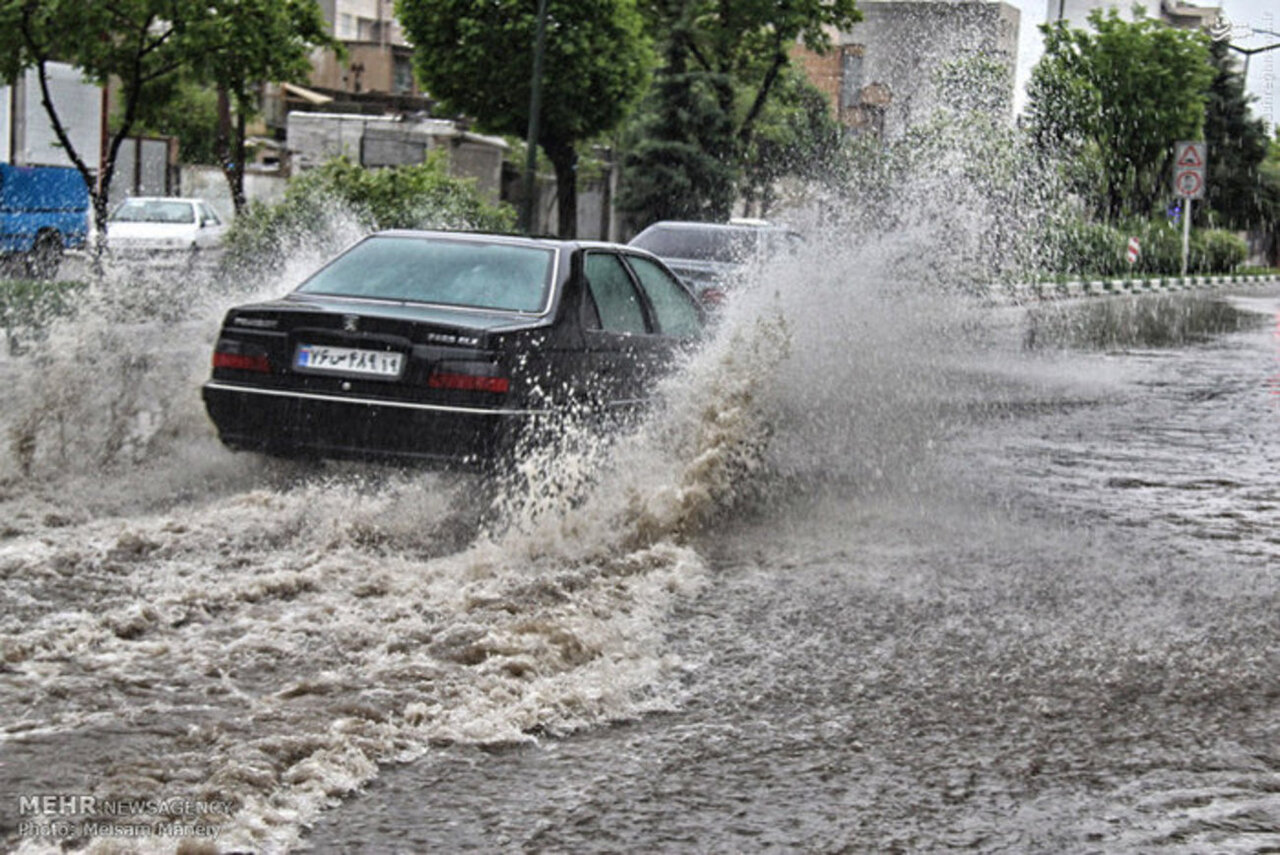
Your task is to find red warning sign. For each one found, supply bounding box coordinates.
[1173,141,1206,199]
[1174,170,1203,198]
[1175,142,1205,168]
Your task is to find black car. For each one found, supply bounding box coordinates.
[202,231,705,465]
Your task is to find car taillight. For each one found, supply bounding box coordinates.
[427,362,509,394]
[212,340,271,373]
[699,287,727,307]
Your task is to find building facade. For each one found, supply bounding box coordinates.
[1046,0,1219,30]
[798,1,1021,139]
[310,0,418,97]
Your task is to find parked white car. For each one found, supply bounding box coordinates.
[106,197,227,255]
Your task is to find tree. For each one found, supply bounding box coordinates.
[738,68,844,218]
[0,0,331,251]
[615,17,737,226]
[1261,131,1280,267]
[650,0,860,150]
[1201,40,1271,229]
[0,1,224,249]
[129,77,221,166]
[1026,9,1214,221]
[187,0,334,213]
[397,0,652,237]
[618,0,859,227]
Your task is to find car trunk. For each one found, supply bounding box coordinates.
[204,296,556,462]
[211,295,553,403]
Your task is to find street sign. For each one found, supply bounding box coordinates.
[1172,141,1206,275]
[1126,236,1140,264]
[1174,170,1204,197]
[1173,141,1206,199]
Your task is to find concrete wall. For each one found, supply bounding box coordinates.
[287,112,508,203]
[109,138,177,200]
[177,166,288,223]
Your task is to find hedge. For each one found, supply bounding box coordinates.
[1048,218,1248,277]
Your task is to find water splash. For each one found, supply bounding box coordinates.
[0,201,807,853]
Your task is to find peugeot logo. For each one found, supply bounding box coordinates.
[342,315,360,332]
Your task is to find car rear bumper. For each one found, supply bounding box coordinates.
[202,381,541,465]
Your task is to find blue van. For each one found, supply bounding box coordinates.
[0,163,90,278]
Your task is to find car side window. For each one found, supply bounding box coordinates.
[583,252,648,335]
[199,204,221,226]
[624,255,702,339]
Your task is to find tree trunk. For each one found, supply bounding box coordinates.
[544,138,578,238]
[215,88,247,213]
[232,99,248,213]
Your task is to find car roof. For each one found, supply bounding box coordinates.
[635,220,794,233]
[373,229,667,257]
[118,197,204,204]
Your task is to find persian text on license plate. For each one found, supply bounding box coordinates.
[294,344,405,378]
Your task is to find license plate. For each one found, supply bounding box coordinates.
[294,344,405,379]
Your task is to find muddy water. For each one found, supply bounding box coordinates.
[1,254,1277,853]
[304,289,1280,852]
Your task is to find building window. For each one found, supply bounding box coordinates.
[338,13,355,39]
[840,46,864,109]
[393,55,414,95]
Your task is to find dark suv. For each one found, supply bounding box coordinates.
[627,220,803,305]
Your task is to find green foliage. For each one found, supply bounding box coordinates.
[646,0,860,144]
[1047,218,1246,276]
[615,28,737,227]
[0,0,334,241]
[1202,41,1271,229]
[617,0,859,228]
[1048,219,1126,277]
[221,156,516,279]
[185,0,333,94]
[738,68,844,217]
[396,0,653,236]
[125,78,221,165]
[1026,9,1214,221]
[1264,133,1280,234]
[1195,228,1248,272]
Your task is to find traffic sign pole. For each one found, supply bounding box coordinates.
[1173,141,1207,277]
[1182,197,1191,276]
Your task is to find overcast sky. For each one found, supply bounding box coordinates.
[1003,0,1279,129]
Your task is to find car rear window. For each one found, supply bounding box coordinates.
[296,236,555,313]
[630,226,758,263]
[110,199,195,224]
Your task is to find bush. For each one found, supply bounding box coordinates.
[221,155,516,283]
[1051,219,1123,277]
[1192,229,1248,274]
[1046,217,1249,277]
[1126,220,1183,276]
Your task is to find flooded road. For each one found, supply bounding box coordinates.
[302,289,1280,853]
[1,262,1277,853]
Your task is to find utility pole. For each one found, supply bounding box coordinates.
[518,0,549,235]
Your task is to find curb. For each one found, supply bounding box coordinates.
[986,273,1280,306]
